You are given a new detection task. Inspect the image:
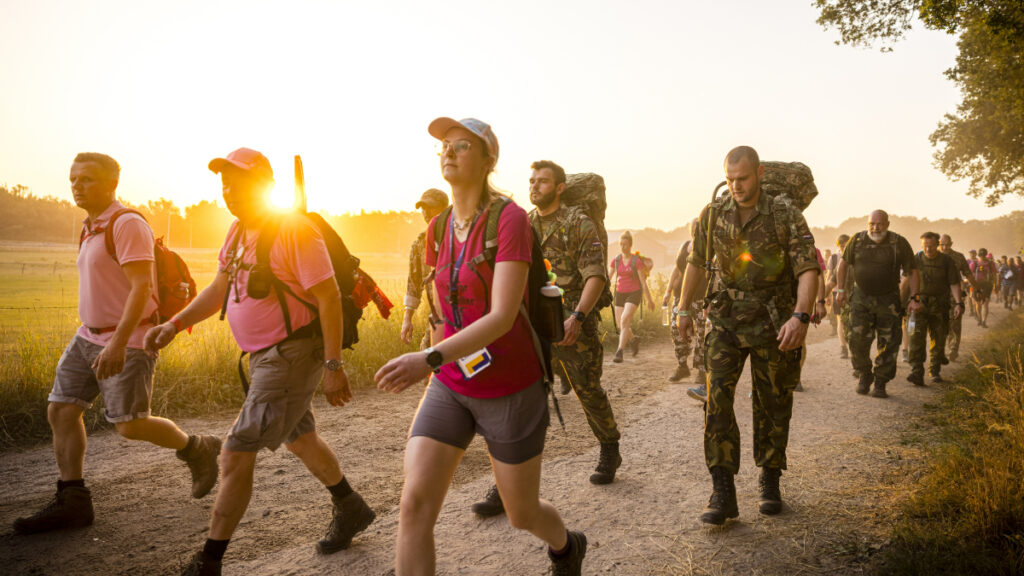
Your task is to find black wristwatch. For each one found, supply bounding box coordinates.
[424,347,444,373]
[792,312,811,324]
[324,359,344,372]
[816,299,826,305]
[570,310,586,323]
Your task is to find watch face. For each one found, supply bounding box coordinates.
[426,349,443,369]
[324,359,342,371]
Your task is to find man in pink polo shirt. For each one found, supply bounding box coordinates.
[13,153,221,536]
[144,148,374,576]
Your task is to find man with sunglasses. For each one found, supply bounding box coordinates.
[144,148,374,576]
[400,188,449,347]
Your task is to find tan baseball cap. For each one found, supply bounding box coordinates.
[415,188,449,210]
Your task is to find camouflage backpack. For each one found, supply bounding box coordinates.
[563,172,614,310]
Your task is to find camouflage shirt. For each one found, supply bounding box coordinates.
[404,231,428,309]
[688,191,818,345]
[529,204,607,312]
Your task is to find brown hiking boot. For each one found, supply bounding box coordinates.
[317,492,376,554]
[758,468,783,515]
[668,364,690,382]
[630,338,640,357]
[181,550,221,576]
[559,378,571,395]
[177,435,222,499]
[589,442,621,485]
[470,484,505,517]
[549,530,587,576]
[871,379,889,398]
[13,485,94,534]
[856,373,872,395]
[612,349,624,363]
[700,467,738,525]
[840,346,849,359]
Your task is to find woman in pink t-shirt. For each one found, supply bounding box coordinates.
[375,117,586,574]
[608,230,654,362]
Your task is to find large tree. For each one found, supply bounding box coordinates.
[815,0,1024,205]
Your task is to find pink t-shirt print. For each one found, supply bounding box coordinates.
[425,201,542,399]
[76,201,158,350]
[218,215,335,353]
[614,254,642,293]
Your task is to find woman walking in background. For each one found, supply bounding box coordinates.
[609,230,653,362]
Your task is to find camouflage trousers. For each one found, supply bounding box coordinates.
[838,300,852,345]
[947,302,963,356]
[850,289,903,384]
[909,301,949,377]
[552,316,620,444]
[670,300,705,369]
[703,328,801,473]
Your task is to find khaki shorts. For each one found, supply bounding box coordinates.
[409,377,549,464]
[49,335,155,423]
[225,334,324,453]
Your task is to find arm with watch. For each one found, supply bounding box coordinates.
[906,268,924,314]
[308,277,352,407]
[558,275,605,347]
[777,267,819,351]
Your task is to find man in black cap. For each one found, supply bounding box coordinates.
[401,188,449,346]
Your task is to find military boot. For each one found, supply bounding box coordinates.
[907,372,925,386]
[856,373,872,395]
[758,467,783,515]
[548,530,587,576]
[589,442,621,485]
[840,345,849,359]
[699,467,738,525]
[559,378,571,395]
[871,379,889,398]
[470,484,505,517]
[316,492,376,554]
[13,485,94,534]
[668,364,690,382]
[181,550,221,576]
[176,435,222,499]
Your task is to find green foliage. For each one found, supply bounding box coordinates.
[815,1,1024,205]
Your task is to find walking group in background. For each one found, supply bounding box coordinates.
[12,117,1014,576]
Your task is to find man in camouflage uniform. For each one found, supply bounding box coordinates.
[677,146,819,525]
[939,234,976,361]
[469,160,621,517]
[400,189,448,347]
[836,210,921,398]
[663,219,708,401]
[825,234,853,359]
[908,232,964,385]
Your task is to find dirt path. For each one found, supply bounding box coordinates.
[0,308,1005,575]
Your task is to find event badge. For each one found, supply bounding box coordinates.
[457,347,492,379]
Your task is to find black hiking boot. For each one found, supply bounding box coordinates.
[856,373,872,395]
[589,442,622,485]
[907,372,925,387]
[13,485,94,534]
[316,492,375,554]
[758,467,783,515]
[177,435,222,499]
[470,484,505,517]
[668,364,690,382]
[931,373,944,384]
[181,550,221,576]
[700,467,738,525]
[549,530,587,576]
[871,379,889,398]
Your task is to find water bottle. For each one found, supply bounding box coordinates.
[907,312,916,335]
[662,305,672,326]
[536,285,566,343]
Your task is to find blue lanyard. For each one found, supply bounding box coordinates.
[447,211,481,330]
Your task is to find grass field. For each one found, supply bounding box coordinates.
[0,243,667,448]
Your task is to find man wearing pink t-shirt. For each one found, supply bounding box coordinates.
[144,148,374,576]
[13,153,221,536]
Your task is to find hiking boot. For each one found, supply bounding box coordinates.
[871,379,889,398]
[668,364,690,382]
[13,485,94,534]
[181,550,221,576]
[907,372,925,386]
[560,379,571,395]
[758,467,783,515]
[470,484,505,517]
[549,530,587,576]
[630,337,640,357]
[316,492,376,554]
[901,349,909,363]
[177,435,222,499]
[589,442,621,485]
[852,369,862,379]
[686,383,707,403]
[856,373,872,395]
[840,346,849,359]
[700,467,738,525]
[931,373,944,384]
[612,349,624,363]
[940,355,950,365]
[949,351,958,362]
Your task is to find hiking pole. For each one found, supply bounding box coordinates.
[294,155,306,213]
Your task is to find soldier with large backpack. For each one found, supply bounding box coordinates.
[13,153,221,536]
[144,148,375,576]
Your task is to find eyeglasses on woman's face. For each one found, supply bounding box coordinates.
[435,139,474,156]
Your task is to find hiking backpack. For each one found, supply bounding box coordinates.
[79,209,197,332]
[562,173,615,310]
[974,258,995,284]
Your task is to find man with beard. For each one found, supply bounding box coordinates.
[907,232,964,385]
[939,234,976,361]
[677,146,819,525]
[836,210,921,398]
[144,148,375,575]
[469,160,621,518]
[13,153,221,536]
[400,188,448,347]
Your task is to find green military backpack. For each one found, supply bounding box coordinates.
[562,172,614,310]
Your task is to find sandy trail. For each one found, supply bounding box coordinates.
[0,307,1004,575]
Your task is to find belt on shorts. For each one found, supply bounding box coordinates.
[239,321,322,394]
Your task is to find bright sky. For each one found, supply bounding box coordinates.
[3,0,1023,231]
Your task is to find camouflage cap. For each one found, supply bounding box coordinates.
[415,188,449,210]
